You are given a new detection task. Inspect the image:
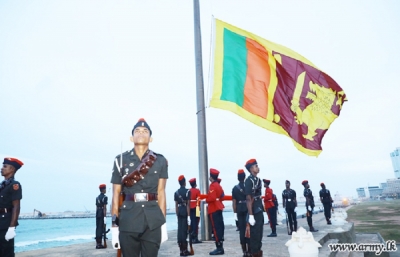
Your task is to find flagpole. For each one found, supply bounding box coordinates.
[193,0,210,241]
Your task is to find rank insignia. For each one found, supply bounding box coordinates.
[13,184,19,190]
[129,163,134,167]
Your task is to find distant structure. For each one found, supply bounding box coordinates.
[382,178,400,198]
[368,186,383,198]
[356,188,366,198]
[390,147,400,179]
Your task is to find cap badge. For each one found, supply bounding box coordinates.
[129,163,134,167]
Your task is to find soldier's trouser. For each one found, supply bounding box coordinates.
[120,226,161,257]
[306,207,313,227]
[286,207,297,230]
[250,211,264,254]
[266,206,277,232]
[177,215,188,242]
[209,210,225,242]
[0,229,14,257]
[237,211,248,244]
[95,217,104,240]
[189,208,199,235]
[323,203,332,220]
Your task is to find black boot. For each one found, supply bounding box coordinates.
[192,233,202,244]
[327,218,332,225]
[95,238,104,249]
[241,244,247,257]
[309,226,319,232]
[267,230,277,237]
[181,241,190,256]
[209,241,224,255]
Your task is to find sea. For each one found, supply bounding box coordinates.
[15,206,317,253]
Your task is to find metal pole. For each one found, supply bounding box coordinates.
[193,0,210,241]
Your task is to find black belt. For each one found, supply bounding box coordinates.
[97,207,104,209]
[178,203,187,207]
[125,193,158,202]
[238,200,246,203]
[0,208,12,214]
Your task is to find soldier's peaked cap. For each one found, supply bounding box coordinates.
[132,118,152,136]
[245,159,257,171]
[3,157,24,170]
[302,180,308,186]
[210,168,219,179]
[238,169,245,180]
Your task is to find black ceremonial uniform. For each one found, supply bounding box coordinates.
[244,174,264,255]
[304,188,315,228]
[232,182,248,246]
[174,186,190,243]
[0,177,22,257]
[282,189,297,233]
[320,188,332,223]
[95,192,107,242]
[110,149,168,257]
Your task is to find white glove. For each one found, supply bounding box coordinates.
[234,213,238,221]
[5,227,16,241]
[104,217,107,224]
[111,227,120,249]
[161,223,168,243]
[249,215,255,226]
[308,206,312,211]
[294,207,297,213]
[187,216,191,225]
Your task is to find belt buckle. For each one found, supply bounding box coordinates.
[288,199,291,202]
[134,193,148,202]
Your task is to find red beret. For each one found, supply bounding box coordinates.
[132,118,152,136]
[3,157,24,170]
[178,175,185,182]
[246,159,257,165]
[320,182,325,186]
[263,179,270,184]
[99,184,106,189]
[238,169,245,174]
[302,180,308,185]
[245,159,257,171]
[189,178,196,183]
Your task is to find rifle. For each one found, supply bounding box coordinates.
[188,225,194,255]
[285,211,290,235]
[103,223,110,248]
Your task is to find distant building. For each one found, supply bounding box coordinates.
[390,147,400,179]
[356,187,366,198]
[382,178,400,198]
[368,186,383,198]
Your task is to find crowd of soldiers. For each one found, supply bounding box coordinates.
[174,158,335,257]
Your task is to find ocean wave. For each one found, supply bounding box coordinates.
[15,234,93,247]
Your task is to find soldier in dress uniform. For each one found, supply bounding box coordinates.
[206,168,225,255]
[282,180,297,235]
[263,179,277,237]
[0,157,23,257]
[319,183,333,225]
[175,175,191,256]
[302,180,318,232]
[244,159,264,257]
[110,118,168,257]
[232,169,250,257]
[95,184,108,249]
[188,178,202,244]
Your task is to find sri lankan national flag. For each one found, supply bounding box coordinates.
[210,19,347,156]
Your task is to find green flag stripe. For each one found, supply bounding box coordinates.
[221,28,247,106]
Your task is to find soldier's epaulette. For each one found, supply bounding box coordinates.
[115,150,130,159]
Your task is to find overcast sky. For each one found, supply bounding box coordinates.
[1,1,399,213]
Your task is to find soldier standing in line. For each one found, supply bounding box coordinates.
[188,178,202,244]
[0,157,23,257]
[232,169,250,257]
[206,168,225,255]
[244,159,264,257]
[263,179,277,237]
[319,182,333,225]
[110,118,168,256]
[95,184,108,249]
[282,180,297,235]
[175,175,191,256]
[302,180,319,232]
